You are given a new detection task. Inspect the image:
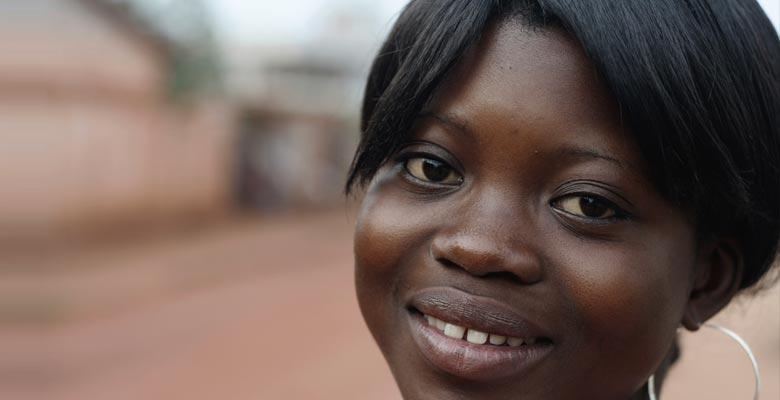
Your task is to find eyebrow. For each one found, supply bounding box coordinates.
[419,111,633,173]
[554,146,629,172]
[417,112,478,144]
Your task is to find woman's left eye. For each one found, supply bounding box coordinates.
[552,195,620,219]
[403,157,462,185]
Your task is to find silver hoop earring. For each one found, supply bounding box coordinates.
[647,323,761,400]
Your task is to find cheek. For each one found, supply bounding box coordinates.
[354,188,422,289]
[563,245,690,329]
[556,228,696,385]
[353,181,435,344]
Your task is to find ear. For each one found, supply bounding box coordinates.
[681,238,744,331]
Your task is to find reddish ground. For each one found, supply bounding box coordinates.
[0,211,776,399]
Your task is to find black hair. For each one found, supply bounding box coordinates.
[346,0,780,291]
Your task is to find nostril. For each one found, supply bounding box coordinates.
[483,270,524,284]
[431,233,543,284]
[435,257,461,270]
[435,257,521,283]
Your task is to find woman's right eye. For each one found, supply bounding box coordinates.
[403,157,462,185]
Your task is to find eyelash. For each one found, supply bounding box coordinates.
[549,193,630,223]
[393,152,632,225]
[395,152,463,188]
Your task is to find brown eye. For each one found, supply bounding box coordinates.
[404,157,461,185]
[555,195,617,219]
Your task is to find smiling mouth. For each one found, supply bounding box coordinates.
[405,287,554,381]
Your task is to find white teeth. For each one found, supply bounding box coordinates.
[428,316,446,331]
[443,323,466,339]
[466,329,489,344]
[422,314,541,347]
[489,334,507,345]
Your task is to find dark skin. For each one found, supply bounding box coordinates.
[354,22,743,400]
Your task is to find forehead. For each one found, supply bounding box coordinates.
[424,21,644,173]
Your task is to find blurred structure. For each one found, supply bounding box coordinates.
[0,0,234,244]
[222,4,377,210]
[232,59,358,210]
[0,0,381,247]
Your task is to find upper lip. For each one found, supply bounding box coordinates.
[407,286,553,341]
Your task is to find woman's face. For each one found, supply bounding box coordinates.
[354,22,698,400]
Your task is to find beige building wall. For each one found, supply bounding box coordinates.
[0,0,234,241]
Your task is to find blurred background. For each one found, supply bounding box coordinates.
[0,1,777,399]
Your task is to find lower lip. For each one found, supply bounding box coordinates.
[408,312,553,381]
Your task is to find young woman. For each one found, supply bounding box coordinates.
[346,1,779,399]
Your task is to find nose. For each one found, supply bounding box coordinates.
[430,199,544,285]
